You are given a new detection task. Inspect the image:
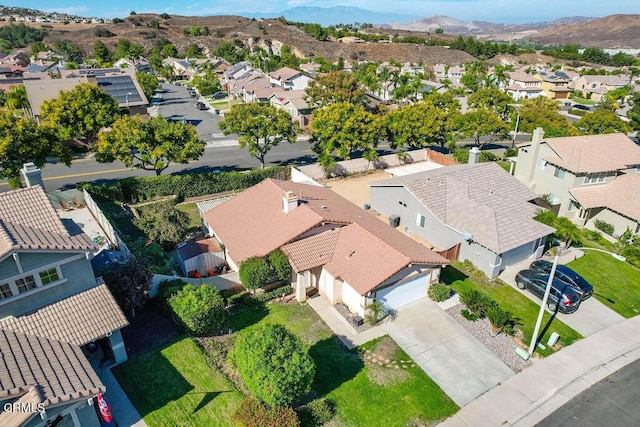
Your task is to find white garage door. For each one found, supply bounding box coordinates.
[500,240,536,267]
[376,272,430,311]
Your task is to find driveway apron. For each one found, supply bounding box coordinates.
[382,298,514,407]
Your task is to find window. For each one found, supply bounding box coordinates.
[0,283,12,299]
[536,158,547,169]
[15,275,36,294]
[584,172,606,184]
[553,167,565,179]
[39,268,60,285]
[567,200,577,212]
[416,213,426,228]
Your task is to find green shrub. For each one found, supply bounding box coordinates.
[239,256,271,291]
[83,166,289,203]
[128,239,173,274]
[133,201,189,250]
[230,324,315,407]
[231,398,299,427]
[485,305,521,336]
[503,147,518,158]
[458,288,486,315]
[583,229,603,242]
[427,283,451,302]
[452,148,469,164]
[226,284,292,309]
[479,151,497,162]
[168,284,225,335]
[298,398,334,426]
[365,300,386,325]
[158,278,188,301]
[268,249,292,282]
[594,219,615,236]
[621,245,640,269]
[460,308,479,321]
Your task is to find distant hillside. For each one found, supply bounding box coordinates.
[239,6,419,26]
[530,14,640,48]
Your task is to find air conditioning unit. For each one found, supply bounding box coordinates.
[389,215,400,228]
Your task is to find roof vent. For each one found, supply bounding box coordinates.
[320,205,328,210]
[462,232,473,242]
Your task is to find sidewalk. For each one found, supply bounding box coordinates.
[96,366,147,427]
[439,315,640,426]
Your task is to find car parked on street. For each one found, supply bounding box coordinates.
[515,270,582,313]
[211,91,228,99]
[529,260,594,300]
[194,101,208,110]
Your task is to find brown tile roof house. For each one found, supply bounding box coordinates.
[269,66,302,82]
[204,179,447,295]
[570,173,640,223]
[541,133,640,173]
[0,185,97,259]
[0,283,129,346]
[0,329,104,417]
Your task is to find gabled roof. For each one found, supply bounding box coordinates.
[508,72,539,83]
[578,74,628,86]
[177,237,223,261]
[0,283,129,346]
[372,163,555,254]
[506,83,543,92]
[0,329,105,408]
[204,179,447,292]
[0,186,97,260]
[269,66,301,82]
[537,133,640,174]
[282,228,340,272]
[570,173,640,222]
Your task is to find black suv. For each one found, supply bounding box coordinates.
[529,260,593,300]
[515,270,582,314]
[194,101,208,110]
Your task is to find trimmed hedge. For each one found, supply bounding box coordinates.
[83,166,290,203]
[231,398,299,427]
[427,283,451,302]
[168,284,225,336]
[226,284,292,309]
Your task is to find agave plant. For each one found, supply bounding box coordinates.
[485,305,522,337]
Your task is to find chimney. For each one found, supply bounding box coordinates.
[468,147,481,164]
[528,127,545,184]
[282,191,299,213]
[21,163,44,189]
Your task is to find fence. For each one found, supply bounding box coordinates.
[83,189,131,260]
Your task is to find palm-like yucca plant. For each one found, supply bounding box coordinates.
[365,301,386,326]
[485,305,522,336]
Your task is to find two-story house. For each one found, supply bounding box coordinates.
[0,185,129,426]
[514,128,640,236]
[268,66,312,91]
[534,71,572,99]
[574,74,629,102]
[269,89,315,126]
[504,71,543,101]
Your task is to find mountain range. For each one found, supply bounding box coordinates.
[238,6,420,26]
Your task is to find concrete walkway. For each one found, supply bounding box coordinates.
[382,299,515,407]
[439,315,640,426]
[306,295,386,349]
[96,366,147,427]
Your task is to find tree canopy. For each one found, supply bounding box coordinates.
[230,323,315,407]
[95,115,205,175]
[383,101,449,149]
[574,108,631,135]
[468,87,513,120]
[219,103,299,169]
[305,71,367,107]
[135,71,158,101]
[0,110,69,187]
[39,83,121,147]
[455,108,509,148]
[628,92,640,132]
[516,97,578,138]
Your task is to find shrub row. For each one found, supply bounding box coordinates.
[83,166,290,203]
[594,219,615,236]
[226,284,293,309]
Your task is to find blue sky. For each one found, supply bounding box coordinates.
[5,0,638,23]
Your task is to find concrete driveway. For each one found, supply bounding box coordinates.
[382,298,514,407]
[499,259,625,337]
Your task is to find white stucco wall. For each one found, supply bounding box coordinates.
[341,280,366,317]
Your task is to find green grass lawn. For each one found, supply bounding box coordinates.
[112,337,243,426]
[229,302,459,426]
[442,267,582,357]
[176,202,202,232]
[569,96,596,105]
[567,251,640,318]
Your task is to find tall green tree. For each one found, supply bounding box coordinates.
[517,97,578,138]
[95,115,205,175]
[574,109,631,135]
[468,87,513,120]
[219,103,299,169]
[305,71,366,107]
[135,71,158,101]
[93,40,111,66]
[628,92,640,132]
[455,108,509,148]
[383,101,449,150]
[39,83,121,147]
[311,102,382,160]
[4,85,29,110]
[0,110,70,187]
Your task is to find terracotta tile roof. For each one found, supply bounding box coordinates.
[0,185,97,259]
[508,72,539,83]
[205,179,448,293]
[506,83,542,92]
[269,67,301,82]
[282,229,340,272]
[0,284,129,346]
[570,173,640,222]
[0,329,105,407]
[541,133,640,173]
[0,385,42,426]
[373,163,555,253]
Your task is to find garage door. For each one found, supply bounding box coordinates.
[376,272,430,311]
[500,240,536,267]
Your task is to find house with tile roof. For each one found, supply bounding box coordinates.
[514,128,640,237]
[574,74,629,102]
[202,179,449,313]
[504,71,544,101]
[268,66,312,91]
[370,162,555,279]
[533,71,572,99]
[0,185,129,426]
[269,89,315,126]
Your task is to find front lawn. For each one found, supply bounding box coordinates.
[443,267,582,357]
[112,337,243,426]
[228,302,459,426]
[567,251,640,318]
[176,202,202,233]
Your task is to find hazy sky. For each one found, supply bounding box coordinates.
[4,0,638,23]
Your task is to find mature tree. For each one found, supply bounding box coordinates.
[0,111,69,187]
[517,97,578,138]
[39,83,120,147]
[161,43,178,58]
[53,39,82,62]
[93,40,111,65]
[133,201,189,250]
[238,256,271,292]
[168,284,225,335]
[628,92,640,132]
[230,324,315,407]
[219,103,299,169]
[95,115,205,175]
[456,108,509,148]
[102,258,153,318]
[311,102,382,160]
[460,73,479,92]
[574,109,631,135]
[114,38,144,60]
[468,87,513,120]
[135,71,158,101]
[305,71,367,107]
[383,101,449,150]
[4,85,29,110]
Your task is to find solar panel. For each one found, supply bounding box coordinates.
[96,75,143,104]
